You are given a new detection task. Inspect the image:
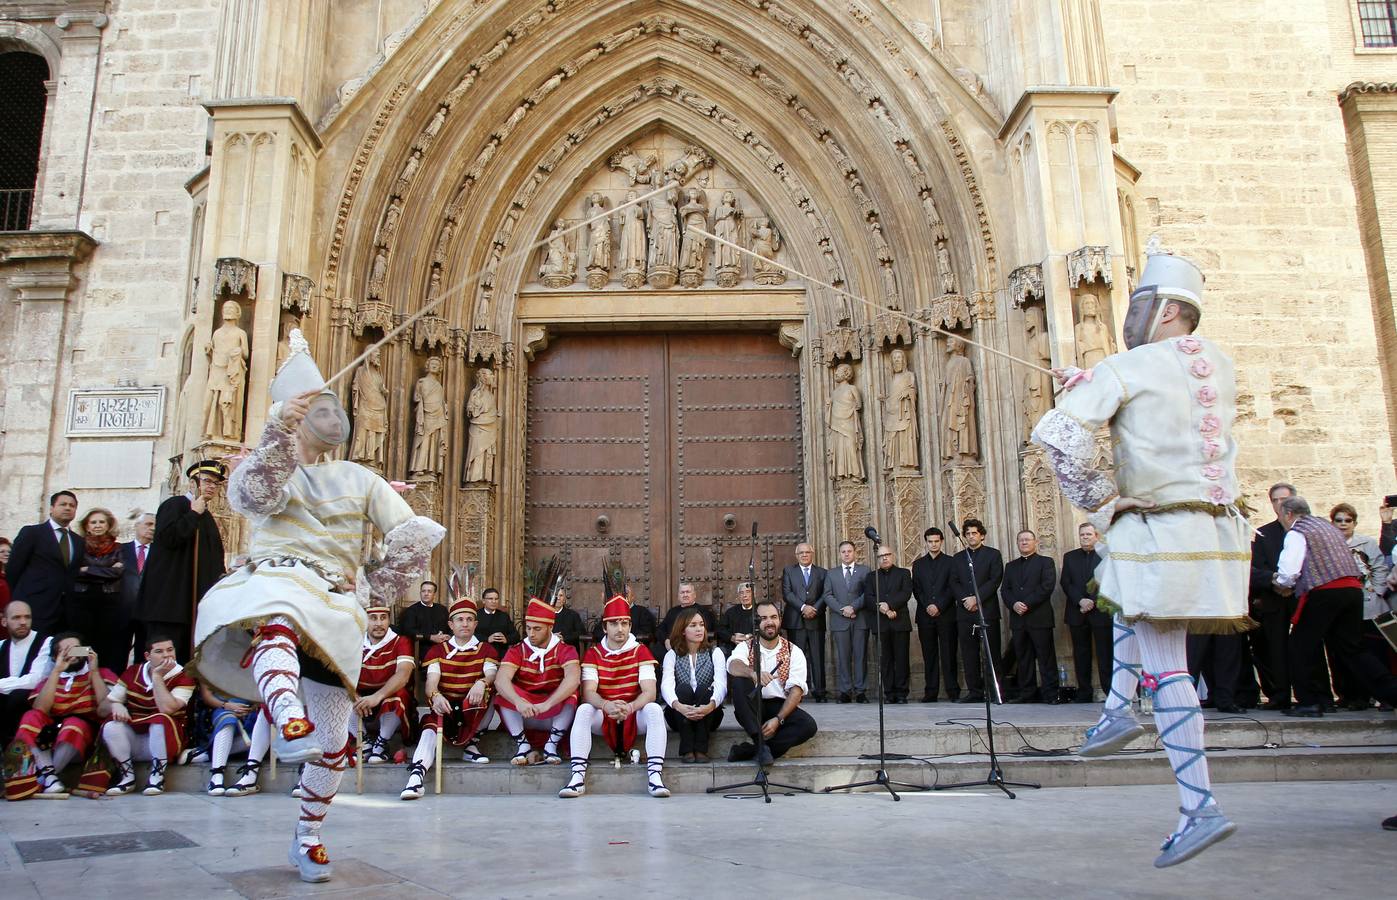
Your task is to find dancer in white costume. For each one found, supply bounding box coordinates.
[194,332,445,883]
[1031,248,1250,867]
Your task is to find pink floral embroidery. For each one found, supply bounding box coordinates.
[1202,464,1224,481]
[1177,336,1202,355]
[1207,485,1229,504]
[1202,438,1223,461]
[1189,358,1213,379]
[1199,414,1221,438]
[1196,385,1217,408]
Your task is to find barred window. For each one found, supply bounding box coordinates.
[0,52,49,231]
[1359,1,1397,47]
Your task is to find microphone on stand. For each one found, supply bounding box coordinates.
[946,520,961,539]
[752,521,758,538]
[864,525,881,544]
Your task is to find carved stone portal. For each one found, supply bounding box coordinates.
[834,477,871,563]
[1020,445,1059,559]
[890,473,926,568]
[944,465,986,532]
[453,483,496,586]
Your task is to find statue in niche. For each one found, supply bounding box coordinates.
[394,148,422,196]
[713,191,743,287]
[409,357,448,476]
[826,362,865,481]
[619,189,648,289]
[379,198,402,244]
[585,193,612,290]
[350,347,388,468]
[421,105,448,142]
[940,338,979,464]
[368,246,389,298]
[426,267,442,300]
[202,299,250,441]
[751,218,785,285]
[539,218,576,288]
[647,186,680,289]
[883,348,919,471]
[678,187,709,288]
[936,240,957,295]
[464,367,499,483]
[275,311,300,368]
[1074,293,1113,368]
[1023,308,1054,443]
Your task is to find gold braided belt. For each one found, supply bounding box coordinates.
[1110,500,1249,525]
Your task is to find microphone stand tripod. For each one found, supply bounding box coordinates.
[933,521,1039,799]
[709,523,810,802]
[824,530,927,800]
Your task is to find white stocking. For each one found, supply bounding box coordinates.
[252,617,306,729]
[30,746,53,769]
[638,703,666,762]
[1136,621,1215,833]
[248,714,271,762]
[378,710,401,743]
[294,680,352,852]
[1102,616,1141,716]
[101,720,133,762]
[410,728,438,772]
[544,707,575,754]
[146,724,168,763]
[211,725,250,769]
[52,742,78,772]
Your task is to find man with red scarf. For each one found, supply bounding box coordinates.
[99,634,196,795]
[355,602,415,763]
[494,597,580,765]
[726,598,818,765]
[399,596,497,800]
[558,595,669,799]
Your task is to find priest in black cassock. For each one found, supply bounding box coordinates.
[136,460,227,661]
[1001,529,1059,703]
[551,584,585,653]
[477,586,521,659]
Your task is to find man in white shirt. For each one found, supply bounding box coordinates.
[726,599,818,766]
[1,600,54,745]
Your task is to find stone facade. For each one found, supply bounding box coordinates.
[0,1,1394,633]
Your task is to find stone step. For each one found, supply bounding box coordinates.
[157,743,1397,797]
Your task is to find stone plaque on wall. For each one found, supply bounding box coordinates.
[65,387,166,437]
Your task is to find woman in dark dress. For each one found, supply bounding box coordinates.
[70,508,125,669]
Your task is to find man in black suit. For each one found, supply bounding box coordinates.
[1002,530,1060,703]
[551,585,585,654]
[866,544,914,703]
[136,461,227,661]
[821,541,872,702]
[1,600,53,746]
[781,542,828,702]
[7,490,84,635]
[1249,482,1296,709]
[912,527,958,702]
[1061,522,1111,703]
[950,518,1004,704]
[106,512,154,672]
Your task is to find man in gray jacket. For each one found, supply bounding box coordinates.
[820,541,872,703]
[781,543,828,702]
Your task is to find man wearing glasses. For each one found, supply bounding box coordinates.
[865,545,913,704]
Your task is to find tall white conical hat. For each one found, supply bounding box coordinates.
[270,330,329,401]
[1136,236,1205,310]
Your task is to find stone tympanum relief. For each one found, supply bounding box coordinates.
[527,131,791,292]
[203,299,249,442]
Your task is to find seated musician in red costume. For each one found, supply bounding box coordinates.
[355,602,415,764]
[494,598,580,765]
[100,634,196,795]
[400,595,497,800]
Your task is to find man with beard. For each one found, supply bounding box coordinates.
[726,599,818,764]
[1,600,53,746]
[11,634,113,798]
[356,602,416,763]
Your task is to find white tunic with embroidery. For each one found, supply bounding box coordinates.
[194,417,445,697]
[1030,335,1251,631]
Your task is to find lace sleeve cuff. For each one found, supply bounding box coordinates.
[1031,409,1119,514]
[227,418,299,519]
[366,515,447,603]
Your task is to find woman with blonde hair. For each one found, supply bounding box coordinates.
[69,508,126,669]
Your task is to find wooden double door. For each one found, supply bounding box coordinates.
[526,332,805,626]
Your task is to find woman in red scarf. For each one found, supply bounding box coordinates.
[0,536,12,607]
[70,508,126,669]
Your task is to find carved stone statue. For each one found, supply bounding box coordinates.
[540,218,576,288]
[936,240,957,295]
[426,267,442,300]
[275,311,300,368]
[713,191,743,287]
[883,348,919,471]
[464,367,499,483]
[619,189,648,289]
[378,197,402,244]
[826,362,865,481]
[678,187,709,288]
[394,148,422,196]
[609,146,657,185]
[585,192,611,290]
[409,356,448,476]
[1023,308,1054,442]
[202,299,250,442]
[647,187,680,289]
[350,347,389,468]
[367,246,389,298]
[940,338,978,464]
[1074,293,1112,368]
[751,218,785,285]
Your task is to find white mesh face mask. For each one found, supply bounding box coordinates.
[1122,285,1169,349]
[300,393,350,446]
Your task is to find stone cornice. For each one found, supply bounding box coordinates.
[1338,81,1397,105]
[203,97,322,151]
[0,229,97,265]
[999,86,1119,141]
